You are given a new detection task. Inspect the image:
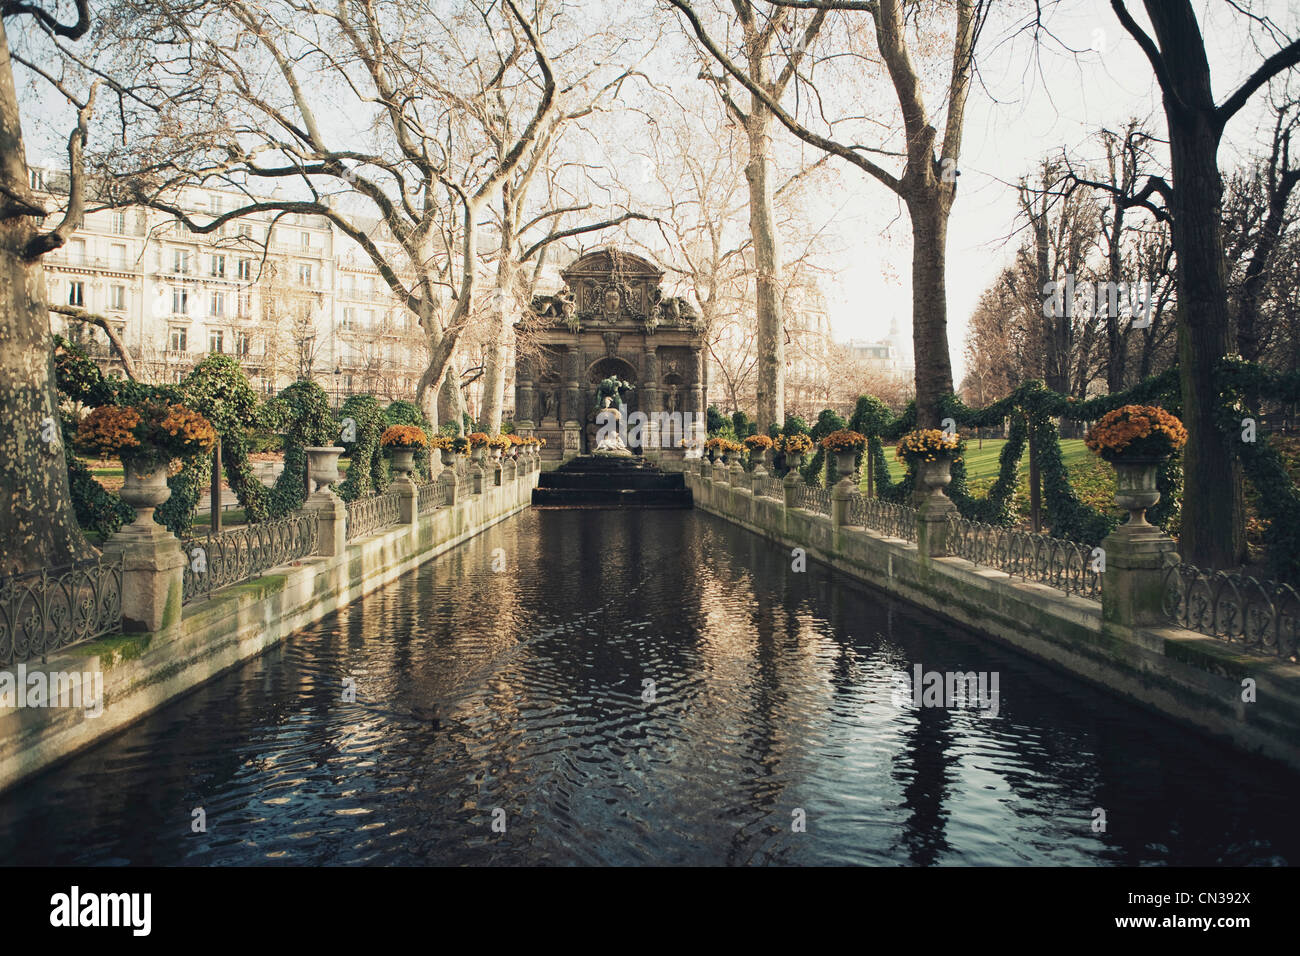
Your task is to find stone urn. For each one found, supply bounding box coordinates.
[834,450,859,486]
[785,451,805,472]
[918,455,954,500]
[119,454,173,531]
[388,445,416,480]
[305,446,345,496]
[490,445,503,463]
[1112,456,1165,528]
[440,447,458,469]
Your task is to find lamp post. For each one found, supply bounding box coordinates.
[334,359,342,409]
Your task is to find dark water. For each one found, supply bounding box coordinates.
[2,509,1297,866]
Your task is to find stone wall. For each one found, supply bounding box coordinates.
[681,463,1300,772]
[0,471,537,795]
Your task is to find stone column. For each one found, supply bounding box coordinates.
[102,513,185,634]
[641,348,659,453]
[562,346,582,461]
[516,354,535,432]
[692,347,706,419]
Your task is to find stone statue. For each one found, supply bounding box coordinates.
[539,389,557,421]
[593,396,632,458]
[557,284,575,320]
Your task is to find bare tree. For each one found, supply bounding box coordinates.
[669,0,985,428]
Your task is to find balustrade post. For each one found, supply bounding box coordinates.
[102,512,185,634]
[1101,461,1179,632]
[396,479,418,526]
[915,459,958,559]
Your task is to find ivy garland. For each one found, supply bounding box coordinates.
[337,394,388,502]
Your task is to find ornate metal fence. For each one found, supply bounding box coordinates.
[754,476,785,500]
[791,483,831,514]
[182,512,320,605]
[417,479,447,515]
[848,495,918,542]
[345,491,402,541]
[1162,564,1300,661]
[945,516,1101,600]
[0,558,124,665]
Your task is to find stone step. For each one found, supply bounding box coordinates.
[531,486,693,509]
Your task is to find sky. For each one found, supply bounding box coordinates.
[811,0,1293,382]
[16,0,1295,389]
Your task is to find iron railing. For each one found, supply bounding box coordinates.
[1162,564,1300,661]
[945,516,1101,601]
[791,483,831,515]
[417,479,446,515]
[847,495,919,542]
[0,558,123,665]
[345,491,402,541]
[182,512,319,605]
[753,476,785,500]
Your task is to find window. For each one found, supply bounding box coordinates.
[298,263,312,286]
[110,211,127,235]
[172,249,190,274]
[169,326,187,351]
[363,309,374,329]
[208,330,224,353]
[69,239,86,265]
[109,285,125,311]
[235,331,250,356]
[210,194,222,213]
[300,231,310,249]
[111,243,128,268]
[342,275,355,296]
[68,281,84,307]
[237,293,251,318]
[210,254,225,278]
[112,323,125,343]
[28,168,44,191]
[172,287,189,315]
[341,307,354,330]
[237,223,252,239]
[237,259,252,281]
[210,291,224,317]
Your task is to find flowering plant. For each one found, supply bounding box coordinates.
[380,425,429,448]
[896,429,959,465]
[743,434,773,452]
[1085,405,1187,462]
[78,401,216,468]
[485,433,513,450]
[430,435,454,451]
[776,433,813,455]
[820,429,867,453]
[451,436,471,454]
[466,432,491,449]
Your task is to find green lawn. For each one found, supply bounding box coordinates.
[864,437,1120,525]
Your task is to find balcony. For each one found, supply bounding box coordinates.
[43,252,135,272]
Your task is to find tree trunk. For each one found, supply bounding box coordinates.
[1145,0,1246,569]
[746,101,785,433]
[0,22,93,574]
[906,189,955,428]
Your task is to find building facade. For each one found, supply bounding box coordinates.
[34,169,427,407]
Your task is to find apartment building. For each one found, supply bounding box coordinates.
[35,168,428,406]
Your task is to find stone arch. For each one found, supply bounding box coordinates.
[586,356,638,386]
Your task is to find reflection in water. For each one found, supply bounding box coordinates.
[1,509,1296,866]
